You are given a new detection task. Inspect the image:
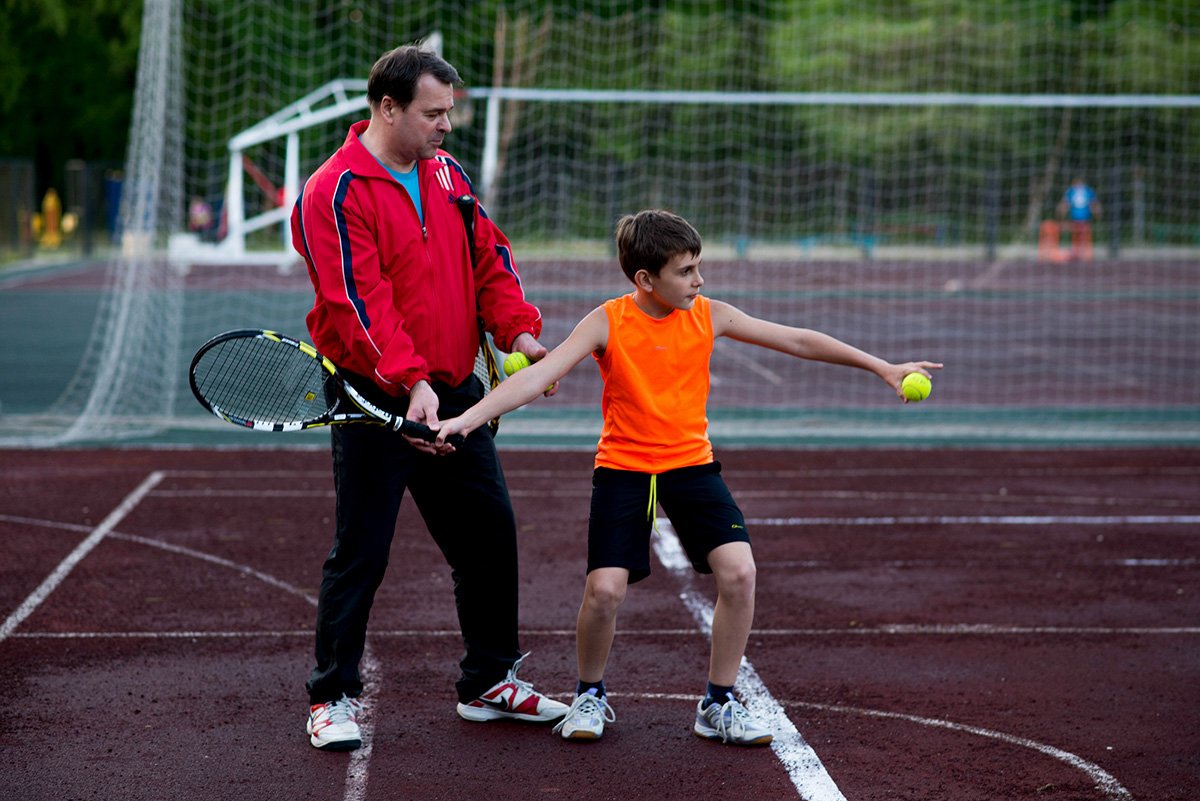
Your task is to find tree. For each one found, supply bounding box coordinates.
[0,0,142,195]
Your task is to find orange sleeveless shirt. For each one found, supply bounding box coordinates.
[593,293,714,473]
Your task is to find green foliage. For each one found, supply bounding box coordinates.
[0,0,141,193]
[4,0,1195,241]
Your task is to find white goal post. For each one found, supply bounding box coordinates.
[177,87,1199,267]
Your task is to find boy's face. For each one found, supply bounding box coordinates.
[642,250,704,312]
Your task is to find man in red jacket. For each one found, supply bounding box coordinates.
[291,44,566,751]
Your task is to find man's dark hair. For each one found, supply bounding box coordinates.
[615,209,703,283]
[367,45,461,109]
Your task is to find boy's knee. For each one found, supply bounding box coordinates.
[583,571,627,615]
[714,555,757,599]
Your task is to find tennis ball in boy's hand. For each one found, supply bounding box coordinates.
[901,373,932,402]
[503,351,531,376]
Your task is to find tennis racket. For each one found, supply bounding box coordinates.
[189,329,464,446]
[457,193,503,434]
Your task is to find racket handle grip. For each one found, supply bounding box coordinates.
[397,418,466,449]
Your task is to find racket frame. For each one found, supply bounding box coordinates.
[456,194,503,434]
[189,329,463,446]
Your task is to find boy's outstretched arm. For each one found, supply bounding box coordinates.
[710,299,942,402]
[434,307,610,445]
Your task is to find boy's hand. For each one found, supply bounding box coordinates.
[431,416,472,450]
[887,361,943,403]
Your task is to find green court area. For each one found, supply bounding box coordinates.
[0,263,105,415]
[3,252,1199,449]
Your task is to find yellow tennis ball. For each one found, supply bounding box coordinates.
[503,351,531,376]
[901,373,932,402]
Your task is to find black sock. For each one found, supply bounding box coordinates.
[704,682,735,707]
[577,679,606,698]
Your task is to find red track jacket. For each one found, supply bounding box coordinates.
[291,120,541,395]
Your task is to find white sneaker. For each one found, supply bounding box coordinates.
[552,692,616,740]
[693,697,773,746]
[307,694,363,750]
[456,653,569,723]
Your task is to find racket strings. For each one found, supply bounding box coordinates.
[194,336,333,424]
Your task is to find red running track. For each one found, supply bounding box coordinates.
[1,446,1197,800]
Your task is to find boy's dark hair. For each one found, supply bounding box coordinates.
[367,45,461,110]
[614,209,703,283]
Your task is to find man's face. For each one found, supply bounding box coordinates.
[389,73,454,163]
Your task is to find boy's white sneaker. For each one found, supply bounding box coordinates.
[552,692,616,740]
[693,697,773,746]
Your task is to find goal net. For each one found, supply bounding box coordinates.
[2,0,1197,447]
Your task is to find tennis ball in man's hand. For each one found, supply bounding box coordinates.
[503,351,531,376]
[901,373,932,402]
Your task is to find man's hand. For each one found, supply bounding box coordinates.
[403,380,454,454]
[509,332,559,396]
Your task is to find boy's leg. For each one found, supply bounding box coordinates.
[576,567,630,682]
[552,567,628,741]
[656,462,754,686]
[657,463,772,746]
[552,467,652,741]
[581,467,656,685]
[705,541,757,687]
[694,544,773,747]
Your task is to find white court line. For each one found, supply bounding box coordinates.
[118,510,382,801]
[748,514,1200,526]
[761,558,1198,570]
[2,476,1165,800]
[13,623,1199,640]
[344,645,381,801]
[733,489,1198,509]
[115,532,318,604]
[654,513,1139,801]
[652,517,847,801]
[714,339,786,385]
[8,514,1192,641]
[964,257,1013,291]
[0,471,165,642]
[721,466,1200,479]
[152,466,1200,480]
[0,505,1167,801]
[148,489,1200,511]
[791,701,1133,801]
[626,691,1133,801]
[152,489,333,498]
[0,513,93,532]
[2,495,380,801]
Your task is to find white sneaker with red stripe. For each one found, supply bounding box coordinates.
[456,653,568,723]
[306,694,363,750]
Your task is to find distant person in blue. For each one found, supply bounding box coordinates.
[1056,176,1102,261]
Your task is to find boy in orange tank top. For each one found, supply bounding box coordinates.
[435,210,942,745]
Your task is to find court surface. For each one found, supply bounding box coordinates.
[2,445,1196,800]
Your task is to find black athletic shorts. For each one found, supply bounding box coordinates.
[587,461,749,584]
